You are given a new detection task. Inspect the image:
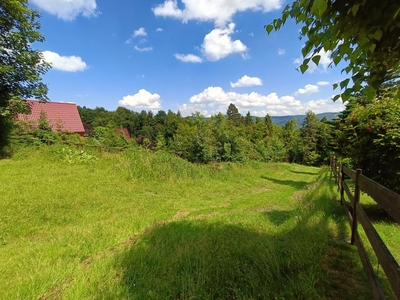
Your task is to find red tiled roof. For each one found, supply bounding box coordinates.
[17,100,85,134]
[116,128,131,140]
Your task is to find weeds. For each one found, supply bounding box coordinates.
[60,147,98,164]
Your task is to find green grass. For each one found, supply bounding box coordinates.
[339,184,400,299]
[0,145,376,299]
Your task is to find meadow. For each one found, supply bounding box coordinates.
[0,145,393,299]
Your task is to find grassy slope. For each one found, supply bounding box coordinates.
[0,145,378,299]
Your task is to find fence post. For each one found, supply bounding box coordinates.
[340,162,345,205]
[334,158,338,185]
[337,161,340,192]
[351,169,362,245]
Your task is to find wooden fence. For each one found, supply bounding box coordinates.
[330,157,400,300]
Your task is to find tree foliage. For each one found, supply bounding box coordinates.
[0,0,49,153]
[334,85,400,192]
[226,103,243,126]
[76,105,334,165]
[266,0,400,100]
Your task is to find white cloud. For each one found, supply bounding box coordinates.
[118,89,161,109]
[317,81,330,86]
[42,51,87,72]
[174,53,203,63]
[295,84,319,96]
[278,48,285,55]
[177,86,344,117]
[152,0,282,27]
[231,75,263,88]
[156,28,164,32]
[303,98,346,114]
[134,27,147,37]
[294,49,332,73]
[182,86,302,117]
[126,28,148,44]
[31,0,98,21]
[134,46,153,52]
[201,23,247,61]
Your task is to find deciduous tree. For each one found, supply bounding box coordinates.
[266,0,400,100]
[335,85,400,192]
[0,0,50,153]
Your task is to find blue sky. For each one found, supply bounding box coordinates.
[30,0,346,117]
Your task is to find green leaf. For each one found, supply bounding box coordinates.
[369,43,376,52]
[338,44,348,56]
[333,53,341,66]
[344,66,352,74]
[340,92,348,102]
[282,11,290,23]
[353,83,362,92]
[310,0,328,17]
[301,26,309,35]
[302,42,313,57]
[290,4,300,17]
[332,94,341,101]
[312,55,321,65]
[300,63,309,73]
[322,39,332,51]
[350,4,360,16]
[265,24,274,34]
[333,83,338,90]
[340,79,350,90]
[341,90,352,101]
[372,29,383,41]
[395,8,400,19]
[364,86,376,100]
[358,36,370,49]
[273,19,282,30]
[297,13,307,23]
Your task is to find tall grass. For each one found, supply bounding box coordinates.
[0,145,373,299]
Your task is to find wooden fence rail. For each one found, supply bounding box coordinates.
[330,157,400,300]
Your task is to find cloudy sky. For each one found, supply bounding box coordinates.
[32,0,347,117]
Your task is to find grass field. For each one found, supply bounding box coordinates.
[0,145,393,299]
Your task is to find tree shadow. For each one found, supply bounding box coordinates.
[263,210,292,226]
[290,170,319,176]
[260,175,309,190]
[360,203,396,224]
[96,193,372,300]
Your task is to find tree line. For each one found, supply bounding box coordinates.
[78,81,400,193]
[77,104,334,166]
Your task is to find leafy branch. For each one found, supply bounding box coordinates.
[266,0,400,101]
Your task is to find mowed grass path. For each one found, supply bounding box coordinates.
[0,146,372,299]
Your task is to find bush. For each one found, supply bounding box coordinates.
[336,89,400,192]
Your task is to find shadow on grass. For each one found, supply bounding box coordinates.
[361,203,396,223]
[261,175,309,190]
[263,210,291,226]
[100,181,372,300]
[290,170,319,176]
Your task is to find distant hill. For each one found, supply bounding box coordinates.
[192,112,341,126]
[269,112,340,126]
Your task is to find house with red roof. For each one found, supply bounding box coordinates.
[116,128,131,140]
[16,100,85,135]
